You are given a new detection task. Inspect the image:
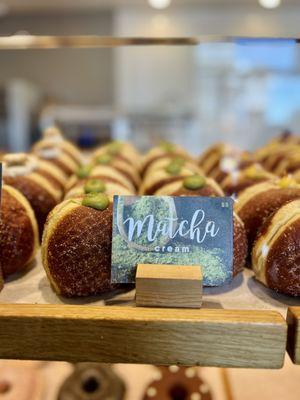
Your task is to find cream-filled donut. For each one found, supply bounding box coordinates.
[0,185,39,277]
[42,193,116,296]
[252,199,300,296]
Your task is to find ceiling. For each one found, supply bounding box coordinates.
[1,0,299,15]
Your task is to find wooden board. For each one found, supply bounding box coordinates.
[136,264,203,308]
[0,253,297,367]
[287,307,300,364]
[0,304,286,368]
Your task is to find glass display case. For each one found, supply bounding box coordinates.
[0,35,300,371]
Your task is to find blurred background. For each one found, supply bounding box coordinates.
[0,0,300,153]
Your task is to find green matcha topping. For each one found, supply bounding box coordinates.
[82,192,109,210]
[165,161,182,175]
[76,165,92,179]
[84,179,106,194]
[183,174,206,190]
[107,141,122,155]
[159,141,175,153]
[172,157,185,167]
[96,153,112,165]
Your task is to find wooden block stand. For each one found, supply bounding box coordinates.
[136,264,203,309]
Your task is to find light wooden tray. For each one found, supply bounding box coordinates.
[0,253,299,368]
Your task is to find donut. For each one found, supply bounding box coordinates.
[93,140,141,171]
[143,366,212,400]
[33,145,80,176]
[67,164,136,194]
[235,177,300,252]
[221,164,274,196]
[58,363,125,400]
[0,364,43,400]
[34,157,68,195]
[252,199,300,296]
[33,126,83,166]
[42,193,116,296]
[155,174,223,197]
[198,143,248,179]
[92,152,141,189]
[145,156,199,178]
[139,159,203,195]
[0,185,39,277]
[64,177,134,200]
[141,142,190,176]
[156,175,247,277]
[3,154,61,237]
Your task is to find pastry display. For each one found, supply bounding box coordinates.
[42,193,115,296]
[235,177,300,252]
[252,199,300,296]
[58,363,125,400]
[220,164,275,196]
[0,185,39,277]
[2,153,61,236]
[93,140,141,171]
[143,366,212,400]
[140,159,202,195]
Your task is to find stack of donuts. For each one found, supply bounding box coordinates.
[0,126,83,290]
[201,133,300,296]
[2,129,300,298]
[40,139,248,297]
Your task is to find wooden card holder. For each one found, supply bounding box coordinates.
[136,264,203,308]
[287,307,300,364]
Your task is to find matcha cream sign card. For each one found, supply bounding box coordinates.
[111,195,233,286]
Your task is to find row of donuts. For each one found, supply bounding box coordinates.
[199,135,300,296]
[0,127,87,292]
[41,140,249,297]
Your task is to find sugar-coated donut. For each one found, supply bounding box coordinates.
[33,126,83,166]
[3,154,61,237]
[58,363,125,400]
[252,199,300,296]
[93,140,141,172]
[139,159,202,195]
[235,178,300,252]
[141,142,190,176]
[0,185,39,277]
[92,153,141,189]
[42,193,116,296]
[143,366,212,400]
[221,164,274,196]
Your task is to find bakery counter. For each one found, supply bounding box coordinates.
[0,252,296,369]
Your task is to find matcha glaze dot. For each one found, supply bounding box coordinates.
[82,193,110,210]
[76,165,92,179]
[84,179,106,194]
[97,153,112,165]
[183,175,206,190]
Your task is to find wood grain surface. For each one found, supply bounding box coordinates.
[0,304,287,368]
[136,264,203,308]
[287,307,300,364]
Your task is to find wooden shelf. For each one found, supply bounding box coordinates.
[287,307,300,365]
[0,253,299,368]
